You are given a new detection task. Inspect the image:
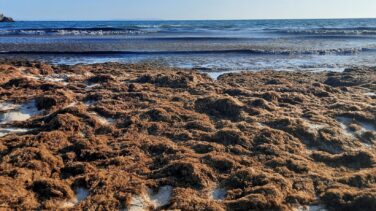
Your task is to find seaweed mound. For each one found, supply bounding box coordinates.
[0,62,375,210]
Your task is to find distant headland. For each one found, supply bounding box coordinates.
[0,14,14,22]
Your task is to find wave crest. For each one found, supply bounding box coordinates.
[271,27,376,35]
[0,27,153,36]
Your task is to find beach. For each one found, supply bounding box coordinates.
[0,61,375,210]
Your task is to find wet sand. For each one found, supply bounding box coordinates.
[0,61,375,210]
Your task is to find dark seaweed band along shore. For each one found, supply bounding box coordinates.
[0,61,375,210]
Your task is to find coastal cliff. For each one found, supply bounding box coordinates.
[0,14,14,22]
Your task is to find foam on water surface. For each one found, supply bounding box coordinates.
[3,19,376,71]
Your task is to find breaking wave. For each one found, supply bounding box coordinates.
[0,27,154,36]
[269,27,376,35]
[0,47,374,56]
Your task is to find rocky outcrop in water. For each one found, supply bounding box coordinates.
[0,14,14,22]
[0,61,375,210]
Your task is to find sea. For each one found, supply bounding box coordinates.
[1,19,376,73]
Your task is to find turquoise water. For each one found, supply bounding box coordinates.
[1,19,376,71]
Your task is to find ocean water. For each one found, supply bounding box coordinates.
[1,19,376,72]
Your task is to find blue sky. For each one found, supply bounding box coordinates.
[1,0,376,20]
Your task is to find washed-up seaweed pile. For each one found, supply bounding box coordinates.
[0,61,375,210]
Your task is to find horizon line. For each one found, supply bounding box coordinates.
[9,17,376,22]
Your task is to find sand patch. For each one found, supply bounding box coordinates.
[0,102,18,111]
[85,84,100,91]
[206,70,240,80]
[44,75,69,85]
[296,204,328,211]
[305,120,327,133]
[209,187,227,201]
[0,101,41,123]
[59,187,89,209]
[84,100,97,106]
[337,116,375,132]
[0,127,30,137]
[89,112,114,125]
[364,92,375,97]
[336,116,376,147]
[127,186,173,211]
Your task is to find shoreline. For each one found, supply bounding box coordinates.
[0,61,375,210]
